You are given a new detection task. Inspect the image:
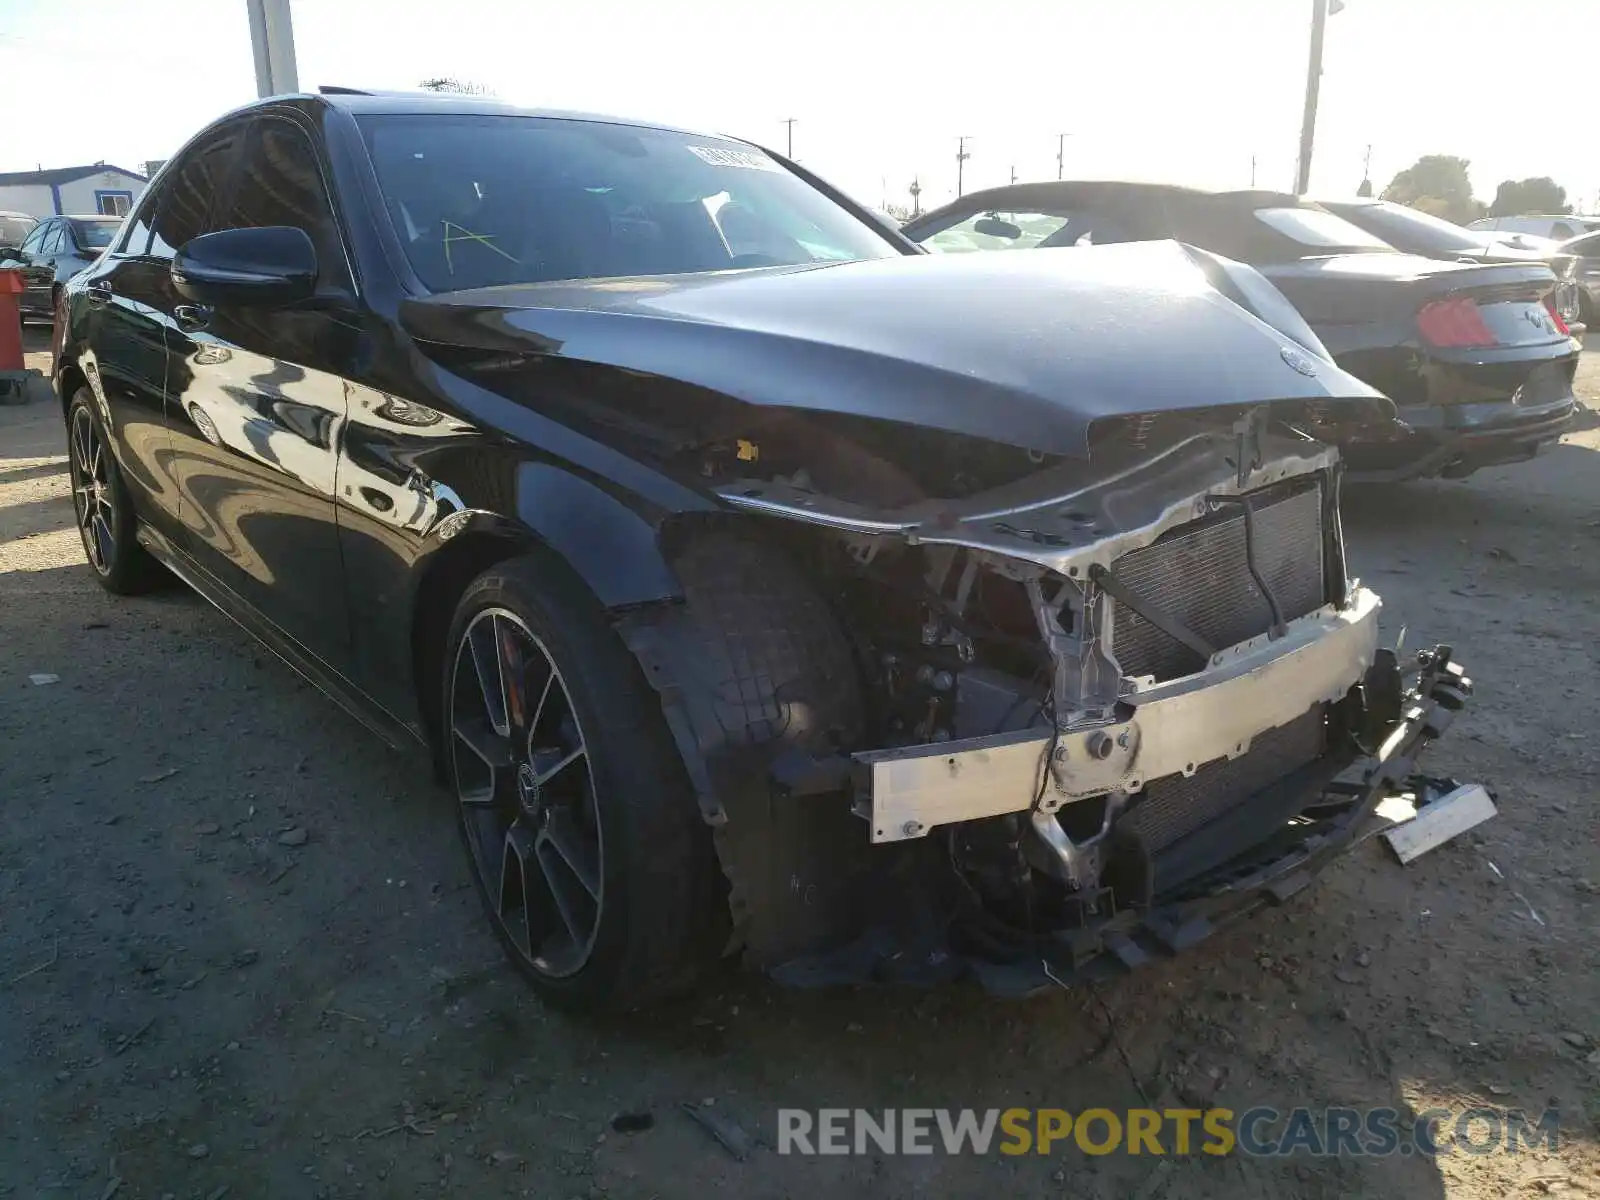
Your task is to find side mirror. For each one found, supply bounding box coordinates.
[973,215,1023,240]
[0,247,21,263]
[172,226,317,308]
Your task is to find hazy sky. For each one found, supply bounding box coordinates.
[3,0,1595,213]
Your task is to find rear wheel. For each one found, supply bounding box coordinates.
[66,390,164,594]
[444,557,724,1011]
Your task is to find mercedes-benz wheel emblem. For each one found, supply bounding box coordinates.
[1280,345,1320,377]
[516,761,540,814]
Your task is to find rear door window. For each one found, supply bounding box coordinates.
[18,221,50,257]
[116,192,157,256]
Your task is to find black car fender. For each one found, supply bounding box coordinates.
[510,461,686,609]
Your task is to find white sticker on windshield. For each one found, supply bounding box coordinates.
[686,145,781,172]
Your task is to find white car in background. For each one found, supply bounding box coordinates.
[1469,214,1600,244]
[0,210,37,252]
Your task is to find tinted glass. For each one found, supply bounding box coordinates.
[219,119,348,287]
[1254,207,1390,250]
[1561,231,1600,256]
[40,225,67,255]
[1334,202,1479,255]
[70,219,120,250]
[18,221,49,255]
[358,114,900,291]
[149,128,243,259]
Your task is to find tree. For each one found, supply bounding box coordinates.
[1488,177,1569,217]
[419,77,493,95]
[1380,155,1480,225]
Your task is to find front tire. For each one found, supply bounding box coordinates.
[443,556,724,1011]
[66,390,164,594]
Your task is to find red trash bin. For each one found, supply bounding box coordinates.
[0,268,23,372]
[0,268,28,401]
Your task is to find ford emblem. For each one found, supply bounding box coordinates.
[1280,345,1320,377]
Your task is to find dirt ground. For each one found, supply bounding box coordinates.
[2,325,1597,1200]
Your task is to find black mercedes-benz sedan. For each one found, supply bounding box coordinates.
[55,91,1471,1008]
[2,214,121,320]
[905,183,1582,482]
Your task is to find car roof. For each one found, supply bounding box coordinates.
[227,88,729,142]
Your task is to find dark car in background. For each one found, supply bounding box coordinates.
[0,215,120,320]
[52,89,1470,1008]
[904,183,1581,481]
[1318,197,1584,328]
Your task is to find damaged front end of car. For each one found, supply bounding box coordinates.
[618,405,1472,996]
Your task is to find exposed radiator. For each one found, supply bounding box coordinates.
[1109,477,1327,682]
[1126,705,1328,852]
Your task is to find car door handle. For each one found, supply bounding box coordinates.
[174,304,212,331]
[85,280,113,307]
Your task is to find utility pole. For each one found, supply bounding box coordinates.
[245,0,298,97]
[956,137,970,198]
[1295,0,1342,194]
[1251,154,1257,187]
[782,118,797,159]
[909,177,922,218]
[1056,132,1069,180]
[1010,165,1018,186]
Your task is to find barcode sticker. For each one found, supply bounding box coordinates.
[686,145,781,172]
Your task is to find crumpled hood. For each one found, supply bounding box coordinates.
[401,240,1389,458]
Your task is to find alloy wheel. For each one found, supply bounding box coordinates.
[69,406,115,576]
[449,608,604,979]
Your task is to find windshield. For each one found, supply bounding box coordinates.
[0,215,36,247]
[1255,206,1392,251]
[1336,202,1482,255]
[358,114,901,291]
[70,218,120,249]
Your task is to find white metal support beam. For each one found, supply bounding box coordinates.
[245,0,299,98]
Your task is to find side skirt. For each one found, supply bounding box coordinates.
[136,524,428,754]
